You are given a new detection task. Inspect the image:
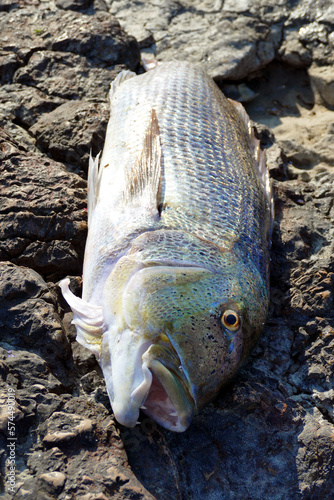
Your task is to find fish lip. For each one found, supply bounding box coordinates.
[141,351,195,432]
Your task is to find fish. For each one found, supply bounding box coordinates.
[60,61,273,432]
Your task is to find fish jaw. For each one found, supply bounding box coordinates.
[99,327,194,431]
[141,346,194,432]
[99,327,153,428]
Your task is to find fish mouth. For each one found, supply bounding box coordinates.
[141,354,194,432]
[100,328,194,431]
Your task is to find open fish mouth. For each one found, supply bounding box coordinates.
[101,326,195,432]
[141,355,194,432]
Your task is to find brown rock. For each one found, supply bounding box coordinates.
[308,63,334,107]
[39,471,67,490]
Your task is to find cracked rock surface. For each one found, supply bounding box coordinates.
[1,0,334,498]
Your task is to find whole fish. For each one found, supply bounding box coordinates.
[60,61,273,432]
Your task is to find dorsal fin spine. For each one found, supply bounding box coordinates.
[109,70,136,101]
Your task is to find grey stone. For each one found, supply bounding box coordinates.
[0,84,66,128]
[279,138,320,168]
[109,0,334,81]
[0,114,41,154]
[0,51,20,84]
[308,63,334,107]
[0,127,87,278]
[0,0,18,12]
[0,8,140,82]
[39,471,66,494]
[81,371,103,394]
[55,0,92,11]
[25,398,155,499]
[14,51,124,101]
[110,0,284,79]
[280,1,334,68]
[42,412,94,446]
[278,29,313,67]
[29,100,109,170]
[15,240,81,277]
[0,263,71,382]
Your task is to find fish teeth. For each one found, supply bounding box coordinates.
[169,411,178,417]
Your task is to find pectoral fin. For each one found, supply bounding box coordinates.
[87,152,101,225]
[59,278,105,358]
[123,109,163,213]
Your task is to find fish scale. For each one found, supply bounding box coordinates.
[146,65,260,247]
[61,61,272,432]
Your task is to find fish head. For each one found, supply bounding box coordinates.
[100,253,268,432]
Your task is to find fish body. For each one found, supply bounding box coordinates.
[60,61,272,432]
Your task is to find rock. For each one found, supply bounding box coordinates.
[0,0,18,13]
[279,138,320,168]
[0,84,66,128]
[1,8,140,81]
[80,369,103,395]
[308,63,334,107]
[39,471,66,494]
[0,5,140,168]
[55,0,93,11]
[278,29,313,68]
[0,128,87,277]
[110,0,285,79]
[29,100,109,170]
[296,412,334,497]
[14,51,124,101]
[109,0,334,81]
[25,399,155,499]
[42,412,94,446]
[0,114,40,154]
[0,263,69,363]
[15,241,81,277]
[0,387,25,434]
[4,350,64,394]
[279,1,334,69]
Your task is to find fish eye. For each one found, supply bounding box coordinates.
[221,310,240,331]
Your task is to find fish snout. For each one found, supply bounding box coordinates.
[99,328,153,428]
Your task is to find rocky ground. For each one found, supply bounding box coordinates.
[0,0,333,499]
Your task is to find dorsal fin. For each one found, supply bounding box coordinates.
[87,71,137,223]
[141,55,161,72]
[122,108,163,212]
[109,69,136,100]
[228,98,274,233]
[87,72,137,222]
[87,152,101,226]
